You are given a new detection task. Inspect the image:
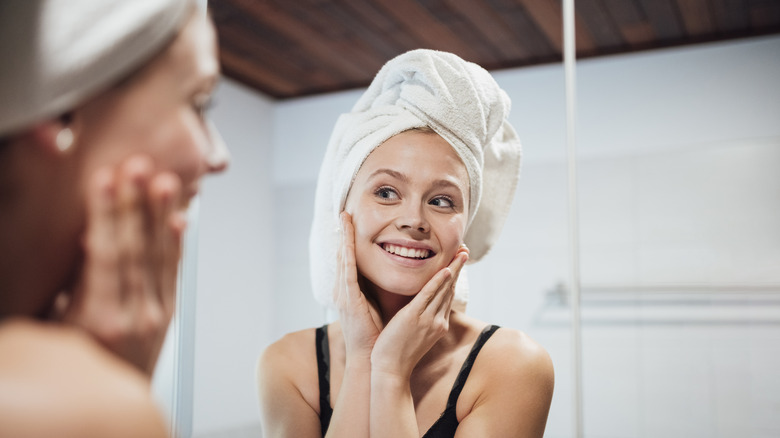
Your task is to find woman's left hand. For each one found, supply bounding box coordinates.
[54,156,186,376]
[370,246,469,380]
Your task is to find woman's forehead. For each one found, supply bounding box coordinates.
[359,131,470,189]
[153,12,219,88]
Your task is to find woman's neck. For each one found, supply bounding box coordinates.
[359,277,413,326]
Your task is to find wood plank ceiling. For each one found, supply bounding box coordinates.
[210,0,780,99]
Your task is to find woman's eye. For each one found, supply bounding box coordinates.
[375,187,399,200]
[192,95,214,119]
[430,197,454,208]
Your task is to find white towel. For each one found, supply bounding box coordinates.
[310,49,522,311]
[0,0,191,136]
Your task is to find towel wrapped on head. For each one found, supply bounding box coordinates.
[0,0,192,136]
[310,49,522,311]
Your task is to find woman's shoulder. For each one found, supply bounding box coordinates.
[258,325,332,388]
[454,320,554,434]
[256,326,323,418]
[487,326,552,366]
[455,314,551,368]
[0,318,168,438]
[470,323,554,401]
[259,326,319,369]
[453,314,552,385]
[451,314,553,389]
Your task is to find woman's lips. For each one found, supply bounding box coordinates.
[382,243,432,259]
[376,242,435,267]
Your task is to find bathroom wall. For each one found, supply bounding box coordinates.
[570,36,780,438]
[194,79,276,437]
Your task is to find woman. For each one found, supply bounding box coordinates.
[0,1,227,436]
[258,50,553,437]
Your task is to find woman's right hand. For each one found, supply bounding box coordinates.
[54,155,186,376]
[334,212,383,364]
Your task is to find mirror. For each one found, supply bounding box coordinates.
[157,0,780,436]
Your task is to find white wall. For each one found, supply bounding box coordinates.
[191,78,275,437]
[569,36,780,438]
[179,35,780,437]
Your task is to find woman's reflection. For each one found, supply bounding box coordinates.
[258,49,553,437]
[0,1,227,436]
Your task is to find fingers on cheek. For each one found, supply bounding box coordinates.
[89,167,115,205]
[84,167,120,281]
[154,177,185,317]
[117,157,152,223]
[86,167,116,241]
[148,172,182,204]
[149,172,185,238]
[440,267,453,285]
[117,158,154,291]
[167,211,187,238]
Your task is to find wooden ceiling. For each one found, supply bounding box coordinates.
[210,0,780,99]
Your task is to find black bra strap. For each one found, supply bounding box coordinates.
[444,324,500,409]
[315,325,332,434]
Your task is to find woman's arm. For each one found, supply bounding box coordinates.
[257,332,323,438]
[257,330,374,438]
[259,214,379,438]
[324,357,372,438]
[454,330,554,438]
[322,213,380,438]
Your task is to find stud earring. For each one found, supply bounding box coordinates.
[55,127,74,152]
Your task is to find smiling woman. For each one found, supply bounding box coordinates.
[346,131,470,298]
[0,1,227,437]
[258,49,554,438]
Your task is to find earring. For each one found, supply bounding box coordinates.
[55,127,74,152]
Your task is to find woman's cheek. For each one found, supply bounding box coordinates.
[350,212,373,255]
[440,219,467,257]
[155,124,203,183]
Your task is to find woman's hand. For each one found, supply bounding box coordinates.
[55,155,186,376]
[334,212,383,364]
[370,245,469,380]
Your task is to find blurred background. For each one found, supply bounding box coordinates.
[153,1,780,437]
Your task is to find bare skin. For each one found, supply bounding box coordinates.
[0,8,227,438]
[259,132,554,437]
[0,320,169,438]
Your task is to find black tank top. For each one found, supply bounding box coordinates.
[316,324,500,437]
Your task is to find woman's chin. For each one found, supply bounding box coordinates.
[361,269,438,299]
[372,280,426,297]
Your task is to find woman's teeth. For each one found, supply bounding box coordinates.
[383,243,431,259]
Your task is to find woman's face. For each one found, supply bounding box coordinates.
[345,130,470,297]
[1,11,228,316]
[74,10,227,210]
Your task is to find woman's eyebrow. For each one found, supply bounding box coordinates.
[430,179,465,194]
[368,168,408,183]
[368,169,466,193]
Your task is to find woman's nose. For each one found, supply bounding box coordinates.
[395,202,430,233]
[205,119,230,173]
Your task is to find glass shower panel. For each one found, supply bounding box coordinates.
[576,36,780,437]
